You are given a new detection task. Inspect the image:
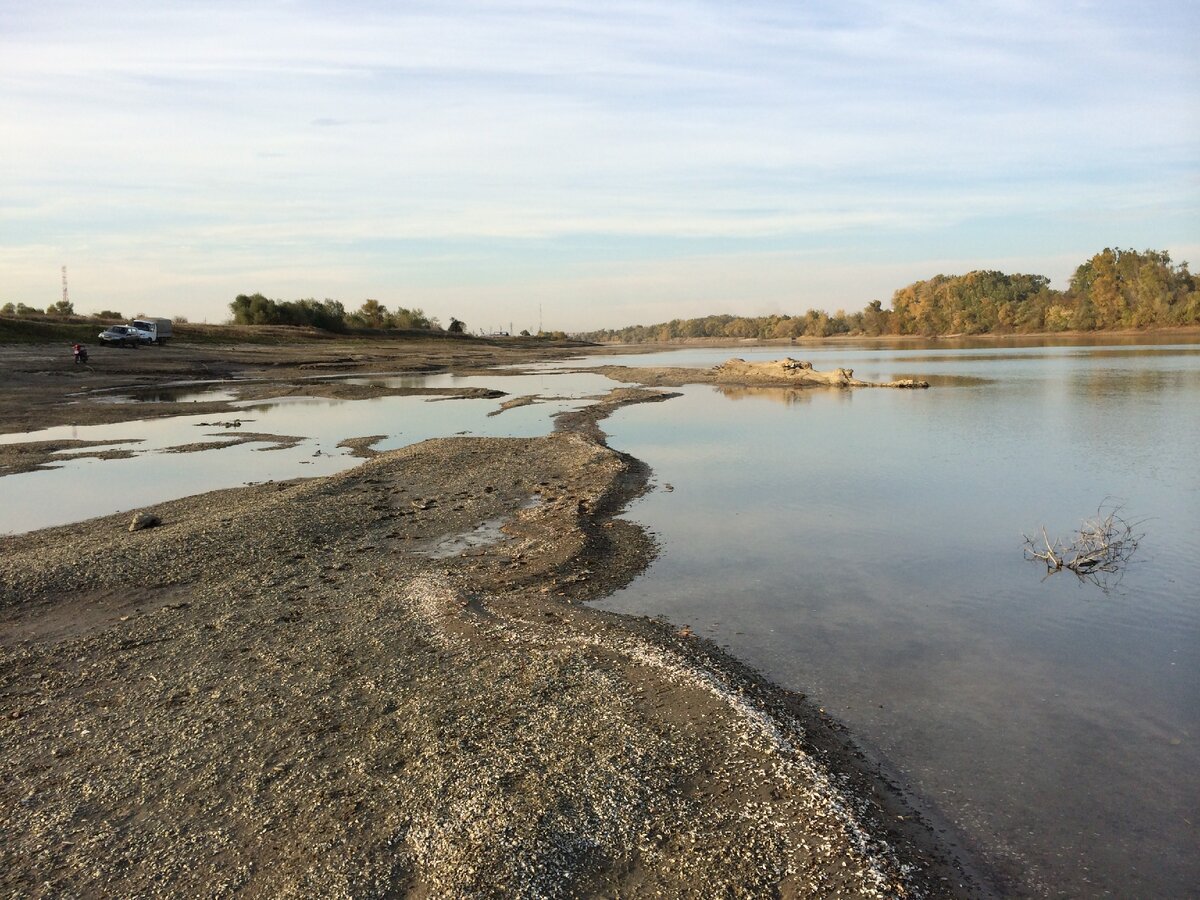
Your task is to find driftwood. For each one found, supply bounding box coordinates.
[1023,502,1144,589]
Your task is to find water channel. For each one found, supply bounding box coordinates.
[2,338,1197,895]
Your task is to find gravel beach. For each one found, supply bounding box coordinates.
[0,339,982,897]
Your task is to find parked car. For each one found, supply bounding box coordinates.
[131,317,173,344]
[98,324,150,347]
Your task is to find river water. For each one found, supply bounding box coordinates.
[1,338,1197,895]
[590,339,1200,897]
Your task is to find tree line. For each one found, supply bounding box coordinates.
[227,294,465,333]
[578,248,1200,342]
[5,248,1194,340]
[0,294,461,334]
[1,299,98,318]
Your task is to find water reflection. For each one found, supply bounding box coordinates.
[108,388,240,404]
[1068,366,1200,399]
[545,337,1200,373]
[79,381,242,405]
[596,340,1200,896]
[890,373,993,387]
[0,370,619,534]
[712,384,820,405]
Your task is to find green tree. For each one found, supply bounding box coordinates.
[861,300,891,335]
[355,299,389,329]
[230,293,279,325]
[229,293,347,331]
[390,306,432,330]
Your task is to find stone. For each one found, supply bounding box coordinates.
[129,512,162,532]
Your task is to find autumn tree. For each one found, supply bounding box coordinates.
[571,249,1200,343]
[355,298,389,329]
[1069,248,1196,329]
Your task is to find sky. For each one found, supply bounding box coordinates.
[2,0,1198,332]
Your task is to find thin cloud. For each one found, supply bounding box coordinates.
[1,1,1196,328]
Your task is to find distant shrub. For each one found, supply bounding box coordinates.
[229,294,348,332]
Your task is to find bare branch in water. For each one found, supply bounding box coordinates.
[1023,501,1144,590]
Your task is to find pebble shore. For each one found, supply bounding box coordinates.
[0,342,979,897]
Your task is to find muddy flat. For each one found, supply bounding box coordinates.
[0,336,578,434]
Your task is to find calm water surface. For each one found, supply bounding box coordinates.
[594,341,1200,896]
[0,371,620,534]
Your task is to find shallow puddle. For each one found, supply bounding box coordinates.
[0,371,617,534]
[86,385,242,404]
[422,516,513,558]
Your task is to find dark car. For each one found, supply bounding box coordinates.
[98,324,150,347]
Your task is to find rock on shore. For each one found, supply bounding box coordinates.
[712,358,930,389]
[581,359,929,391]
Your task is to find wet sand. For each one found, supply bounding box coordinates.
[0,339,985,897]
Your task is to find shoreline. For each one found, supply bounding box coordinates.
[0,340,990,895]
[577,325,1200,349]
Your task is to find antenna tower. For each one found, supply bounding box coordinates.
[61,266,69,305]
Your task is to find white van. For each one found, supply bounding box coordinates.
[132,318,173,344]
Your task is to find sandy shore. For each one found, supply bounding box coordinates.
[0,339,983,897]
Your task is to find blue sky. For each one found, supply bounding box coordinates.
[2,0,1197,331]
